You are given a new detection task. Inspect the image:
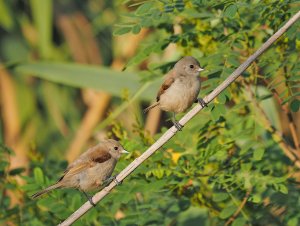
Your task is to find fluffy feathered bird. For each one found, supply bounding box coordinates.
[144,56,206,130]
[31,139,128,206]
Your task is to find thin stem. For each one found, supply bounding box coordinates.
[224,190,251,226]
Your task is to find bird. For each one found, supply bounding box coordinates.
[144,56,206,130]
[31,139,128,206]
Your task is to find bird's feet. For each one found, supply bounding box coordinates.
[113,175,122,185]
[88,196,96,207]
[172,120,183,131]
[82,191,96,207]
[197,98,208,108]
[104,175,122,186]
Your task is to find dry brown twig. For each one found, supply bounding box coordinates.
[224,190,251,226]
[58,10,300,226]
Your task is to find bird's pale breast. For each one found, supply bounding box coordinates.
[159,76,200,113]
[67,159,117,191]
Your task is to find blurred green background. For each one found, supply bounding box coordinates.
[0,0,300,225]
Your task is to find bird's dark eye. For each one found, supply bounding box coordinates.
[189,65,194,68]
[114,146,118,150]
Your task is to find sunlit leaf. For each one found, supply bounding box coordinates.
[219,205,236,219]
[14,62,161,101]
[34,167,44,184]
[113,26,132,35]
[253,148,265,161]
[224,4,237,18]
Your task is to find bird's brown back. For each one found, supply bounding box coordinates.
[156,70,179,102]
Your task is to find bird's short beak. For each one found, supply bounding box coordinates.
[197,67,205,72]
[121,149,129,154]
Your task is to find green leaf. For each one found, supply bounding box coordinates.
[218,104,226,115]
[151,168,164,179]
[125,51,148,67]
[37,196,57,208]
[210,106,219,121]
[224,4,237,18]
[212,193,229,202]
[164,4,174,13]
[211,104,226,121]
[241,163,252,172]
[287,217,298,226]
[132,24,141,34]
[227,55,240,67]
[219,205,236,219]
[278,184,288,194]
[0,0,14,30]
[34,167,44,184]
[151,10,161,20]
[113,26,132,35]
[14,62,162,101]
[253,148,265,161]
[9,167,25,176]
[21,183,40,192]
[290,99,300,112]
[174,0,185,12]
[30,0,53,58]
[249,194,261,203]
[232,217,246,226]
[140,17,153,27]
[135,2,154,15]
[217,92,227,104]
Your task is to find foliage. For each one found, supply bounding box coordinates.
[0,0,300,226]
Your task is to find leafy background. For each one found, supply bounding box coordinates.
[0,0,300,225]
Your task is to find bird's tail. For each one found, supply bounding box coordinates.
[31,183,61,199]
[143,102,159,113]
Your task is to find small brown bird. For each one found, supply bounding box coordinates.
[144,56,206,130]
[31,139,128,206]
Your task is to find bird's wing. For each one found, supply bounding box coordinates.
[58,148,112,181]
[156,71,176,102]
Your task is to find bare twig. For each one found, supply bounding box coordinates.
[58,10,300,226]
[225,190,251,226]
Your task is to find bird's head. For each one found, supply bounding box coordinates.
[175,56,204,77]
[104,139,129,159]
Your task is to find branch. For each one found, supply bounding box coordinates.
[58,10,300,226]
[224,190,251,226]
